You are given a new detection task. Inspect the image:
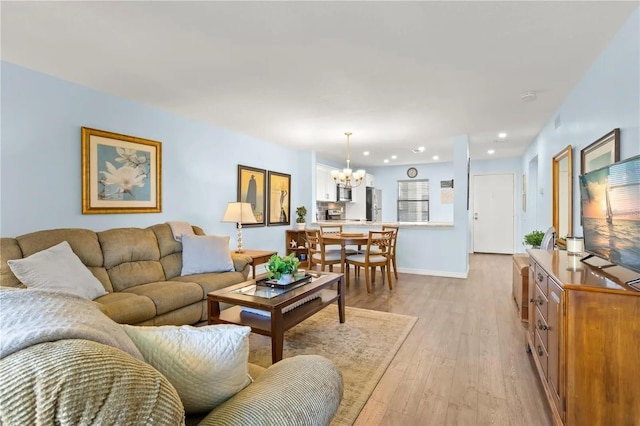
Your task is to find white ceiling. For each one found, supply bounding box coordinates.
[1,1,637,167]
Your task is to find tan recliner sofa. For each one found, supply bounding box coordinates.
[0,223,252,325]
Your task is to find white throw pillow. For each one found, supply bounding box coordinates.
[7,241,107,300]
[181,234,234,276]
[122,324,252,413]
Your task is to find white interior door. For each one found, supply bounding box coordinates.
[473,173,515,254]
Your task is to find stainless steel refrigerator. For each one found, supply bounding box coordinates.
[366,187,382,222]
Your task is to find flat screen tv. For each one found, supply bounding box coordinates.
[579,154,640,274]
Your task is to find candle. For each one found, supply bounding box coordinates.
[566,237,584,255]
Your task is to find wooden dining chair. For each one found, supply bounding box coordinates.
[305,229,342,272]
[319,225,343,235]
[345,230,394,293]
[320,224,357,255]
[382,225,399,280]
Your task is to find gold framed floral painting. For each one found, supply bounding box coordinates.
[81,127,162,214]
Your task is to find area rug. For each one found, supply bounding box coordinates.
[248,305,417,426]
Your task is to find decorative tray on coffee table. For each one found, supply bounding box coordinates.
[257,273,313,289]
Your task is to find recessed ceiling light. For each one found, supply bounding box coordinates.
[363,151,370,156]
[433,155,439,160]
[488,149,495,154]
[391,155,397,160]
[383,159,389,163]
[520,90,537,102]
[411,146,426,154]
[498,132,507,139]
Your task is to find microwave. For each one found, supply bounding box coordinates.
[337,185,352,202]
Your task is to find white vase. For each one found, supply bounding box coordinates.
[277,274,293,285]
[296,223,305,230]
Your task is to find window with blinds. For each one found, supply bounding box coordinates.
[397,179,429,222]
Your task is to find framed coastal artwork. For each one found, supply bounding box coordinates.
[267,171,291,226]
[81,127,161,214]
[237,165,266,227]
[580,128,620,174]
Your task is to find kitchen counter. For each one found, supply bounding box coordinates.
[313,220,453,228]
[308,219,466,278]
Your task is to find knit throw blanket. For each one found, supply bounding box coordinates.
[0,288,143,361]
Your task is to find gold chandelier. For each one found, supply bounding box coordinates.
[331,132,365,188]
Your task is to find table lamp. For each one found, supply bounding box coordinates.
[221,202,257,253]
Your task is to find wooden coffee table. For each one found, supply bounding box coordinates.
[207,272,345,363]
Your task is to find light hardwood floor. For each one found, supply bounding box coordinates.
[341,253,553,426]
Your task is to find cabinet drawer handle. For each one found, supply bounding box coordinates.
[537,346,543,356]
[537,320,548,331]
[533,296,544,306]
[537,273,544,282]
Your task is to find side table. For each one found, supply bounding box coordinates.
[239,249,277,279]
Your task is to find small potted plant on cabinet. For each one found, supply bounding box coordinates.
[266,253,301,284]
[295,206,307,230]
[523,230,545,248]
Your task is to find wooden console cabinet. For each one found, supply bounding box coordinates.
[285,229,308,260]
[526,249,640,426]
[512,254,529,322]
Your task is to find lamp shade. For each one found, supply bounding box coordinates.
[221,202,257,224]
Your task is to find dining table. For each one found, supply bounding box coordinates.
[320,232,369,270]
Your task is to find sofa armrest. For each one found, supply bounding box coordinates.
[230,253,252,276]
[198,355,343,426]
[0,339,185,426]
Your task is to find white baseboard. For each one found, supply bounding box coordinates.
[396,267,469,279]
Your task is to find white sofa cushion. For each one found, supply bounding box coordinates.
[181,235,234,276]
[122,324,251,414]
[7,241,107,300]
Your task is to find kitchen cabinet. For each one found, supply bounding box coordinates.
[365,173,375,188]
[316,164,337,202]
[526,249,640,426]
[345,183,366,220]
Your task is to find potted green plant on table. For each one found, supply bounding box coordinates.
[523,230,545,248]
[266,253,301,284]
[295,206,307,230]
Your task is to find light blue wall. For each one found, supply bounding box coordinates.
[0,62,308,255]
[358,135,469,277]
[2,6,637,276]
[522,8,640,240]
[366,161,455,223]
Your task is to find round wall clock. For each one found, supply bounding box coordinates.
[407,167,418,178]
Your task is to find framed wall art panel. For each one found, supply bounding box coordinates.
[237,165,266,227]
[580,128,620,174]
[267,171,291,226]
[81,127,161,214]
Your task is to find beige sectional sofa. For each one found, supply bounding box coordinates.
[0,223,252,325]
[0,286,343,426]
